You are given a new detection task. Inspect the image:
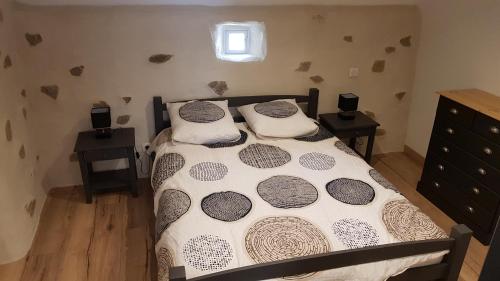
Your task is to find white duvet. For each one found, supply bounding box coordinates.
[152,123,448,281]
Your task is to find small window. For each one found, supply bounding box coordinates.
[224,30,249,54]
[212,22,266,62]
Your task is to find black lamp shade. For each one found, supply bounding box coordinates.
[338,93,359,112]
[91,107,111,129]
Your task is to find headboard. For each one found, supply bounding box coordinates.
[152,88,319,136]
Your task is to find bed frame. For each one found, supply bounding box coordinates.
[151,88,472,281]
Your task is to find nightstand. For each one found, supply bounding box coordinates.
[319,112,380,163]
[74,128,138,203]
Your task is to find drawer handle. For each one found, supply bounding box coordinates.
[483,147,493,155]
[466,206,475,214]
[491,126,499,134]
[437,164,445,171]
[433,181,440,188]
[442,146,449,153]
[472,187,480,195]
[478,168,487,175]
[449,108,459,115]
[446,128,455,135]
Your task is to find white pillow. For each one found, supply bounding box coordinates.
[238,99,318,138]
[167,100,240,144]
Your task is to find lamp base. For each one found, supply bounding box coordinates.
[338,111,356,120]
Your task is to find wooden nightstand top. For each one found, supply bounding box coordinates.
[74,128,135,152]
[319,112,379,132]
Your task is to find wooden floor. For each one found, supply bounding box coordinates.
[0,152,488,281]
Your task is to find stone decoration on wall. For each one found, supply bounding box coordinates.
[372,60,385,72]
[24,199,36,217]
[208,81,228,96]
[376,128,387,136]
[25,33,43,46]
[5,120,12,141]
[343,36,353,42]
[22,108,27,120]
[295,61,311,72]
[400,36,412,47]
[19,145,26,159]
[0,8,3,22]
[117,115,130,125]
[93,100,109,107]
[122,97,132,104]
[395,91,406,100]
[20,89,26,97]
[4,55,12,69]
[385,46,396,54]
[312,14,325,23]
[41,85,59,100]
[310,75,324,83]
[69,65,84,76]
[69,152,78,162]
[149,54,173,63]
[364,111,376,119]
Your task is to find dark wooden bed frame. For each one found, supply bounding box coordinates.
[152,88,472,281]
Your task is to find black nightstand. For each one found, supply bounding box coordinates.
[319,112,380,163]
[74,128,138,203]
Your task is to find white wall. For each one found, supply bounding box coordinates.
[0,0,46,264]
[406,0,500,156]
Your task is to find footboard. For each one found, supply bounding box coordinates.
[169,224,472,281]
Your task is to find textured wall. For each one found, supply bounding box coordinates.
[407,0,500,156]
[14,4,419,188]
[0,0,46,264]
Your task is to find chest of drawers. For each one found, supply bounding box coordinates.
[417,89,500,245]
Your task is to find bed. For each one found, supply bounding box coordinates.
[150,88,472,281]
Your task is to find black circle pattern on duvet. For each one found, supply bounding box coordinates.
[254,101,298,118]
[203,130,248,149]
[245,216,330,279]
[382,199,447,241]
[257,176,318,209]
[294,125,333,142]
[183,234,234,271]
[152,153,185,191]
[369,169,400,193]
[299,152,335,170]
[189,162,228,181]
[239,143,291,168]
[334,140,359,157]
[332,218,380,249]
[179,101,225,123]
[201,191,252,222]
[326,178,375,205]
[157,247,174,281]
[156,189,191,240]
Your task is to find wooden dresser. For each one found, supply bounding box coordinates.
[418,89,500,245]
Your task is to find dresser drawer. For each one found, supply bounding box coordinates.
[420,175,496,231]
[436,97,475,128]
[84,148,129,161]
[433,117,470,149]
[432,121,500,168]
[428,137,500,190]
[423,151,500,210]
[473,113,500,144]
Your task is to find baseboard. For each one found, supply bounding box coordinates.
[404,145,425,166]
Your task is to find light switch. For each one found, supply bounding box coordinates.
[349,67,359,78]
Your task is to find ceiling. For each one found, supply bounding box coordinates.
[17,0,417,6]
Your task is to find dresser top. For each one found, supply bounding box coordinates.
[438,89,500,120]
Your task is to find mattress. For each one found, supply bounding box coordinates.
[151,123,448,281]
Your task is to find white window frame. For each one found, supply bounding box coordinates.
[211,21,267,62]
[223,29,250,55]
